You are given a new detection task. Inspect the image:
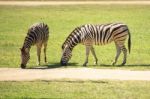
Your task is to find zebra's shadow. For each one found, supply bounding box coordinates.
[27,63,150,69]
[28,62,78,69]
[124,64,150,66]
[99,64,150,67]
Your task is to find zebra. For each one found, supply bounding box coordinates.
[20,22,49,69]
[60,23,131,66]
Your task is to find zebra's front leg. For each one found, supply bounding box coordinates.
[112,44,121,65]
[37,46,42,66]
[83,46,91,66]
[44,42,47,63]
[91,46,98,65]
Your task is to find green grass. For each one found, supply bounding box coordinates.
[0,5,150,69]
[0,0,149,1]
[0,80,150,99]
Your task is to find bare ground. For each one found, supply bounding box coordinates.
[0,1,150,6]
[0,67,150,81]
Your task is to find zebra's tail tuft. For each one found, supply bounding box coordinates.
[128,30,131,54]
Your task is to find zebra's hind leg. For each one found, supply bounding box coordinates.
[83,46,91,66]
[43,42,48,63]
[121,46,127,66]
[37,44,42,65]
[112,43,121,65]
[91,46,98,65]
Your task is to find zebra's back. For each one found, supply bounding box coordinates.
[78,23,129,45]
[26,22,49,46]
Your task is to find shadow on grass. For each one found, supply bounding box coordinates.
[27,63,150,69]
[27,62,78,69]
[125,64,150,67]
[99,64,150,67]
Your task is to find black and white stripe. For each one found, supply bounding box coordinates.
[20,22,49,69]
[61,23,131,66]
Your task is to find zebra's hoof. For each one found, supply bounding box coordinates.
[20,64,26,69]
[94,62,98,65]
[83,64,87,67]
[112,62,116,66]
[121,62,126,66]
[37,63,40,66]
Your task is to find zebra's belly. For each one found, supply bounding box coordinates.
[81,39,113,46]
[93,39,113,46]
[32,39,48,46]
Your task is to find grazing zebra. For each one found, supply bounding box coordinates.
[60,23,131,66]
[20,22,49,69]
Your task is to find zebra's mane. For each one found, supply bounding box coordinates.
[62,27,80,50]
[62,34,72,50]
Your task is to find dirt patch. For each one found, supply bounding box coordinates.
[0,67,150,81]
[0,1,150,6]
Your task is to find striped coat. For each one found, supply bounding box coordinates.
[20,22,49,69]
[61,23,131,66]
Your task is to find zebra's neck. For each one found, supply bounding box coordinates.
[64,35,81,50]
[22,37,32,49]
[63,40,77,51]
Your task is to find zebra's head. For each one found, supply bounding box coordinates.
[60,44,72,66]
[20,47,30,69]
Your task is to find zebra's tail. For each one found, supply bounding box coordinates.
[128,29,131,54]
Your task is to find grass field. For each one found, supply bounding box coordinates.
[0,5,150,69]
[0,0,149,1]
[0,80,150,98]
[0,4,150,99]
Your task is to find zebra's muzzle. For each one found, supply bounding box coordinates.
[60,60,67,66]
[20,64,26,69]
